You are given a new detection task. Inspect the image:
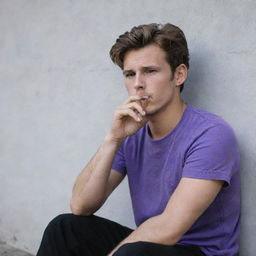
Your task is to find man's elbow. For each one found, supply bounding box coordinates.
[70,198,94,216]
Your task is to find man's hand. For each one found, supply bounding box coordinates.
[107,95,149,142]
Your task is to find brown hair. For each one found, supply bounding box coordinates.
[110,23,189,92]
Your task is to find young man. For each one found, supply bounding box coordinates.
[37,23,240,256]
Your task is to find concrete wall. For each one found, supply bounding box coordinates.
[0,0,255,254]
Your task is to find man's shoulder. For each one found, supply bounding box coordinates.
[187,104,234,132]
[186,105,238,146]
[188,105,226,124]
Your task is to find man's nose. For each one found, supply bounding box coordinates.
[134,74,145,90]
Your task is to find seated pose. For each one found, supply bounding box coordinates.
[37,23,240,256]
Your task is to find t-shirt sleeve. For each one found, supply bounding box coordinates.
[111,142,127,175]
[182,123,240,186]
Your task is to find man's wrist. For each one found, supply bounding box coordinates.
[104,134,124,146]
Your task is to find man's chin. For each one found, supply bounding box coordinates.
[144,108,158,117]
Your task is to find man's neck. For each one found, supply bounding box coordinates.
[147,98,187,140]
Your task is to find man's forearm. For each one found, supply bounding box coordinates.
[109,213,179,255]
[70,135,123,215]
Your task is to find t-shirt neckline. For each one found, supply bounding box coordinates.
[146,104,191,143]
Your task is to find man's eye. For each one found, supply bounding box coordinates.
[125,73,134,77]
[147,69,156,73]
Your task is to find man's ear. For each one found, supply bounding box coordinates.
[174,64,188,87]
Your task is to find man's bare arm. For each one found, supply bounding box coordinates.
[70,96,148,216]
[109,177,223,255]
[70,137,124,216]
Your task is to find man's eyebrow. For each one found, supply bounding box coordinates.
[142,65,159,70]
[123,66,160,74]
[122,69,134,74]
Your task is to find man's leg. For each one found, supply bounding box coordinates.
[113,241,206,256]
[36,213,133,256]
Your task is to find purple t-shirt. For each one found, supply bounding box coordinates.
[112,104,240,256]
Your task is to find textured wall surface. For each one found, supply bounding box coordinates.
[0,0,255,254]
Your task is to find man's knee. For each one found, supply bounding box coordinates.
[113,242,147,256]
[44,214,72,233]
[44,213,95,237]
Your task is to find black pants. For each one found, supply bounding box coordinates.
[36,213,205,256]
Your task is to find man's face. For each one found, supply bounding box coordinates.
[123,44,179,116]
